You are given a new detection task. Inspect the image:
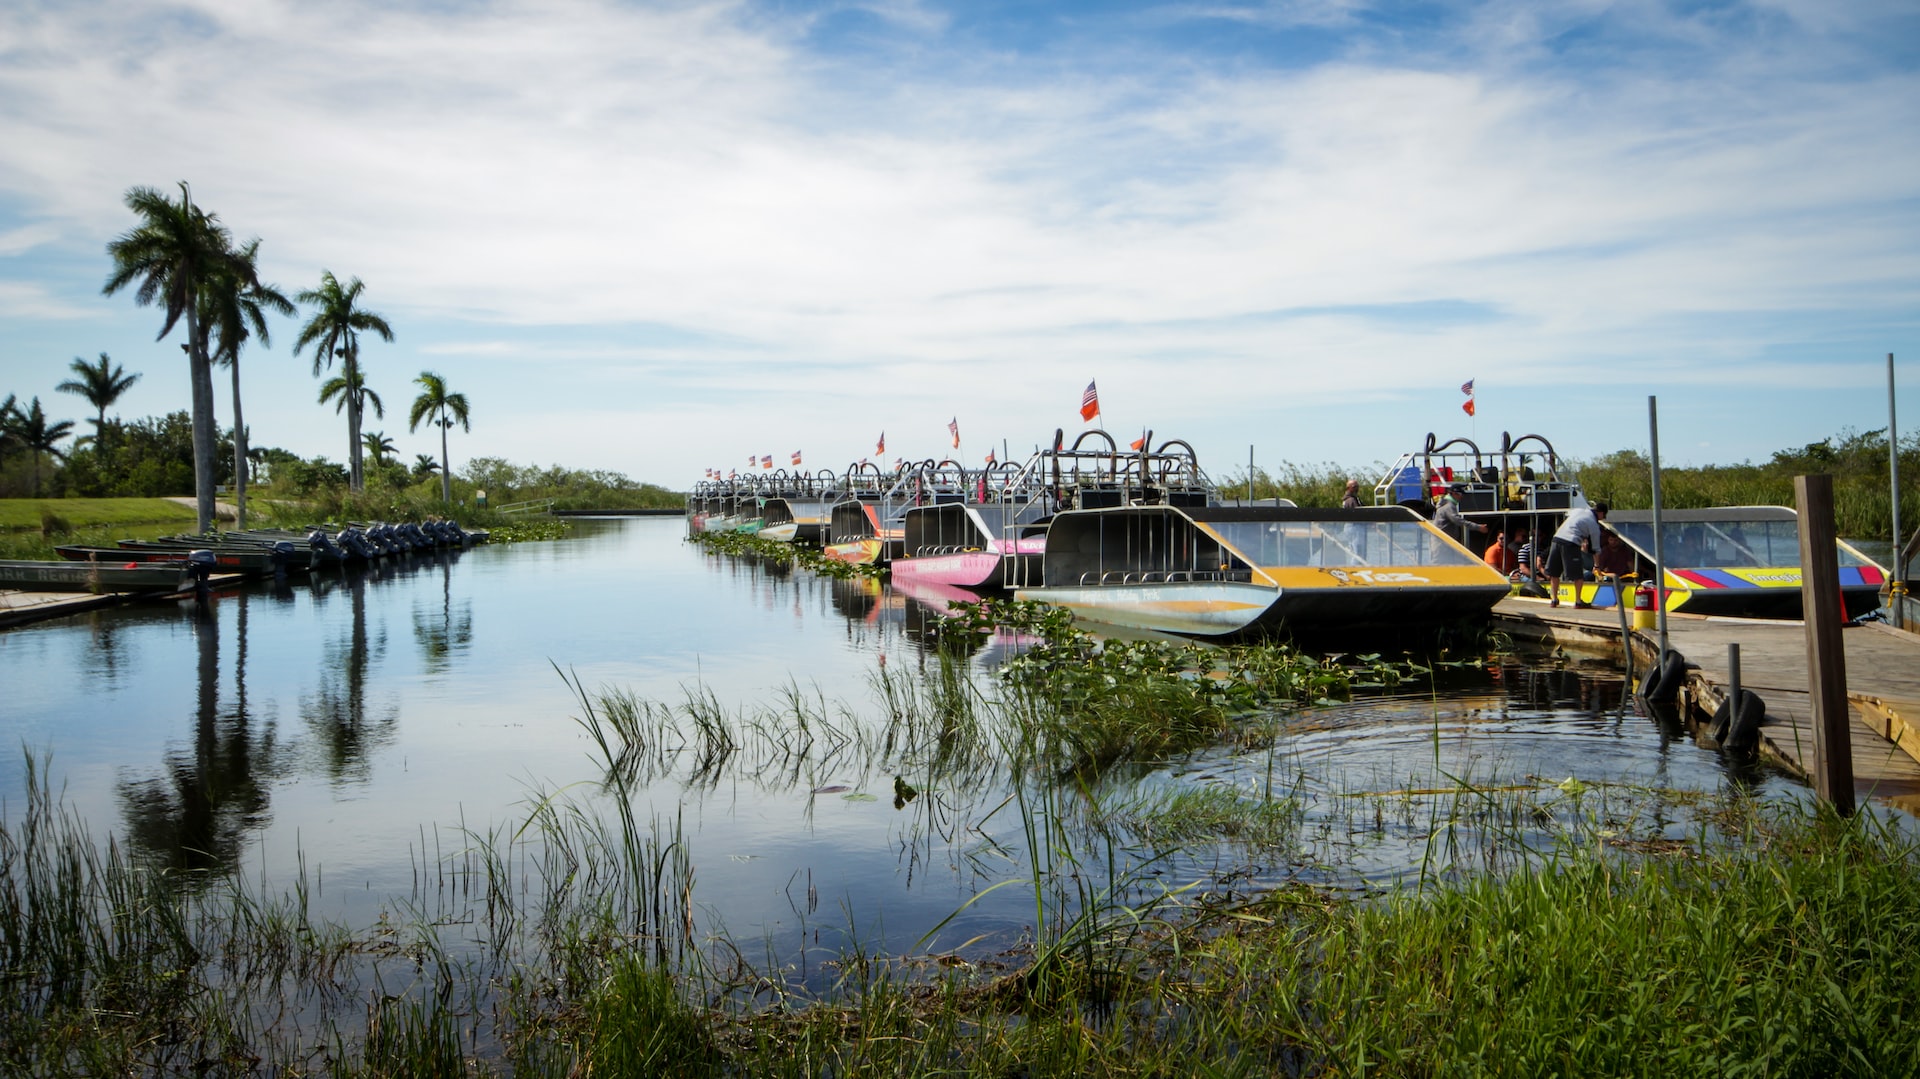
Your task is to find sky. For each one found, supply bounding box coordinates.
[1,0,1916,489]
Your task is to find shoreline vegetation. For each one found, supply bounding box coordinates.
[5,599,1918,1074]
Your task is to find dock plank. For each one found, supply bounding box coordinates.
[1493,596,1920,809]
[0,574,247,630]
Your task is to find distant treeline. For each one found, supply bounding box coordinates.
[1231,427,1920,542]
[461,457,682,511]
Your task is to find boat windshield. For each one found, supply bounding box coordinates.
[1609,519,1870,569]
[1207,520,1484,569]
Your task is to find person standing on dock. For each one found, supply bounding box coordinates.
[1341,479,1362,509]
[1547,501,1608,608]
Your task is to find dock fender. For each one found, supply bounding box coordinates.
[1709,689,1766,754]
[1637,650,1687,704]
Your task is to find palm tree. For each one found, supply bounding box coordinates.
[412,454,440,482]
[55,353,140,447]
[319,368,385,449]
[295,272,393,493]
[15,397,75,496]
[0,394,19,460]
[408,371,470,502]
[362,430,395,467]
[203,240,293,527]
[103,182,250,534]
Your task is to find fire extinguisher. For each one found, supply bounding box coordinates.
[1632,582,1658,630]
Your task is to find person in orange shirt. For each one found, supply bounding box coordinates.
[1484,530,1519,575]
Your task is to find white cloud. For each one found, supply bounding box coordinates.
[0,0,1913,476]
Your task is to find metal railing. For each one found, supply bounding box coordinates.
[495,498,556,516]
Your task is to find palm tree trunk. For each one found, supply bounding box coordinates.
[186,302,217,534]
[230,358,248,529]
[346,349,364,494]
[439,412,452,503]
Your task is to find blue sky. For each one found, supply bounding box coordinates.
[1,0,1915,487]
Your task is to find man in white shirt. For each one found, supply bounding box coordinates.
[1546,501,1609,608]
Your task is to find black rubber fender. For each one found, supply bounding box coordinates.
[1714,689,1766,755]
[1638,650,1687,704]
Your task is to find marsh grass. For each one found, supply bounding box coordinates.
[6,643,1916,1074]
[690,528,882,577]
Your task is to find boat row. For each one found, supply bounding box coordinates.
[2,520,489,596]
[689,428,1892,639]
[1383,432,1887,619]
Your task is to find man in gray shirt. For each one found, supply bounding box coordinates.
[1433,488,1488,547]
[1547,501,1609,608]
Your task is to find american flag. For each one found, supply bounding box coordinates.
[791,450,803,466]
[1460,379,1475,396]
[1080,380,1100,421]
[948,417,960,448]
[761,455,773,469]
[876,431,885,455]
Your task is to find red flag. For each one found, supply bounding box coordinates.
[1462,398,1476,417]
[1080,380,1100,421]
[985,448,996,464]
[791,450,803,466]
[1130,434,1146,450]
[876,432,885,455]
[948,417,960,448]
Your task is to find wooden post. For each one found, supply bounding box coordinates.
[1796,473,1855,815]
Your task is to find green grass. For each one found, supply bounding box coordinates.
[0,497,197,532]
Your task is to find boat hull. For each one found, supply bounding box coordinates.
[891,537,1045,589]
[1017,580,1282,637]
[0,559,192,594]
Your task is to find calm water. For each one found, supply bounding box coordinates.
[0,517,1807,967]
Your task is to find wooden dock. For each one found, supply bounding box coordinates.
[1493,597,1920,810]
[0,574,246,630]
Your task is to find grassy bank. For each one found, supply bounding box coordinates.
[0,497,196,532]
[0,498,201,560]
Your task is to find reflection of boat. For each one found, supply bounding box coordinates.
[1601,507,1886,618]
[0,557,195,593]
[1017,505,1510,639]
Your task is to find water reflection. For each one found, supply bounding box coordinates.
[118,597,283,875]
[411,552,473,673]
[305,567,397,783]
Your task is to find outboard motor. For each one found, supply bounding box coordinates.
[187,549,217,603]
[403,522,430,549]
[337,527,376,562]
[270,540,295,580]
[306,528,335,570]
